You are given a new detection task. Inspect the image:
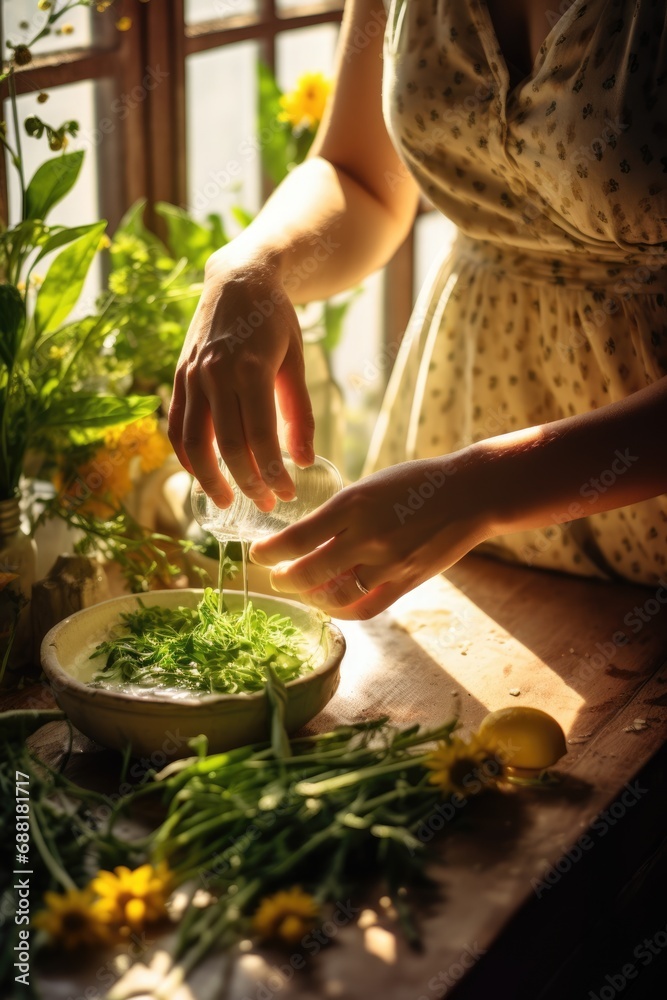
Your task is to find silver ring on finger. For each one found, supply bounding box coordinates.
[351,567,370,596]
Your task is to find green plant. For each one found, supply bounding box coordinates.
[91,588,311,694]
[99,200,225,389]
[0,2,158,502]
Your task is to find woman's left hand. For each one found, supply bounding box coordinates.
[249,453,491,619]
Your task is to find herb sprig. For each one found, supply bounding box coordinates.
[91,588,312,695]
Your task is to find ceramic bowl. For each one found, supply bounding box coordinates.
[41,590,345,760]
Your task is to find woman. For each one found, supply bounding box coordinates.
[169,0,667,619]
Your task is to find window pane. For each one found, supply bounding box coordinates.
[186,42,261,221]
[3,0,93,56]
[185,0,257,24]
[4,80,103,311]
[276,24,339,91]
[331,272,385,479]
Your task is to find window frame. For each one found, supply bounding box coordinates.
[1,0,414,353]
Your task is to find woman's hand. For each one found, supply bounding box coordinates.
[249,453,491,619]
[168,247,315,511]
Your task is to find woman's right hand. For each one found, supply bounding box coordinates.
[168,246,315,511]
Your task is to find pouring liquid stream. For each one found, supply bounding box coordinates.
[216,539,251,614]
[192,452,344,617]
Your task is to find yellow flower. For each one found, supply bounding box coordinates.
[48,345,68,361]
[59,23,75,35]
[425,733,497,797]
[115,16,132,31]
[278,72,332,130]
[105,417,171,473]
[252,887,319,945]
[91,862,172,933]
[71,449,133,517]
[32,887,116,950]
[98,233,111,250]
[38,1,52,10]
[138,426,171,473]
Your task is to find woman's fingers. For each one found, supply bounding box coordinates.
[306,579,407,621]
[268,535,359,594]
[206,388,276,511]
[179,389,233,508]
[276,343,315,467]
[250,498,349,565]
[167,369,193,475]
[237,375,295,501]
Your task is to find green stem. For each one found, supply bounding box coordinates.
[7,71,26,224]
[268,821,342,879]
[30,805,76,892]
[294,755,432,797]
[173,877,262,972]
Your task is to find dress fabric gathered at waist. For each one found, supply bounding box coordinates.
[452,234,667,292]
[367,0,667,586]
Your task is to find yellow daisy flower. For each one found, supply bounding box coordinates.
[32,887,116,950]
[91,862,172,933]
[278,72,332,130]
[425,734,497,797]
[252,887,319,945]
[105,417,171,474]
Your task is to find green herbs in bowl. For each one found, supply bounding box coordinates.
[40,590,345,758]
[90,588,309,696]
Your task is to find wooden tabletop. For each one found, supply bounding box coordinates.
[11,553,667,1000]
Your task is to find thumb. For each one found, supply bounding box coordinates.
[275,342,315,467]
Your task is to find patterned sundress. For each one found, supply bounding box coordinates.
[366,0,667,584]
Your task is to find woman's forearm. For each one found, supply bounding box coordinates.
[223,156,417,305]
[208,0,419,305]
[473,377,667,537]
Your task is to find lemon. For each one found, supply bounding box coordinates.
[478,706,567,773]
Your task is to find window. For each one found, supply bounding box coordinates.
[1,0,453,474]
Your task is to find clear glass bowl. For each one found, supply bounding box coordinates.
[191,452,343,542]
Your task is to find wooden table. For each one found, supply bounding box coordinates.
[8,553,667,1000]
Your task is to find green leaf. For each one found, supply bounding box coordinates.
[155,202,218,270]
[115,198,149,237]
[25,151,84,221]
[32,222,106,267]
[257,62,294,185]
[264,662,292,759]
[34,222,107,335]
[42,393,160,431]
[207,212,228,247]
[0,283,25,369]
[230,206,254,231]
[114,199,168,255]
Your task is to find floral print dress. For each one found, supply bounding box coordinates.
[365,0,667,584]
